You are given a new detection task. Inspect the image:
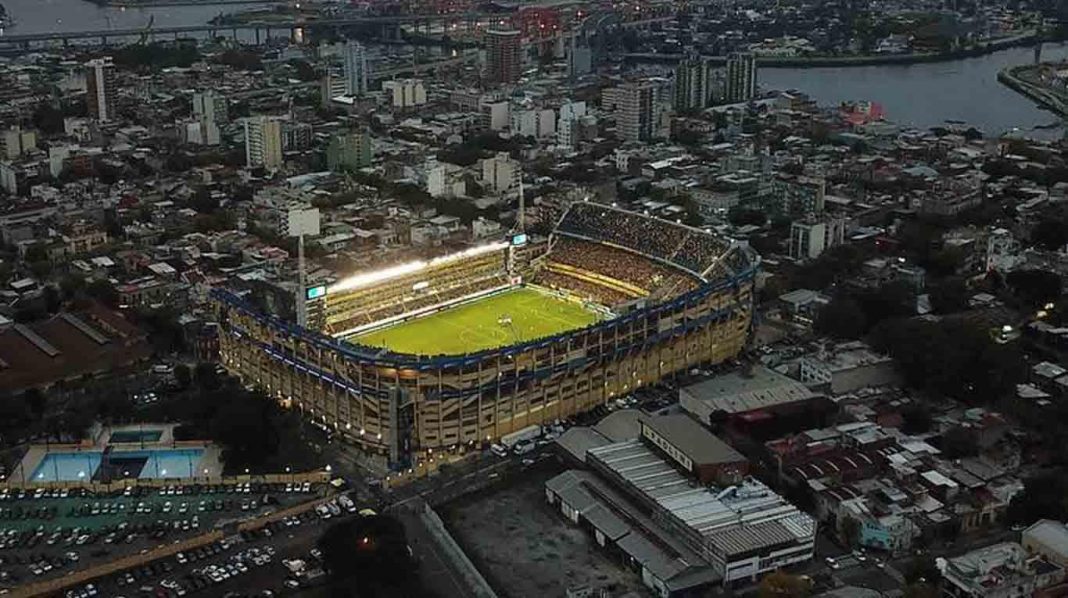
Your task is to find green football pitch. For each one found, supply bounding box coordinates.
[351,288,601,355]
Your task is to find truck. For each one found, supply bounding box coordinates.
[499,425,542,449]
[513,441,535,456]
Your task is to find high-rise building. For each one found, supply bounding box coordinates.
[243,116,284,169]
[0,126,37,160]
[321,66,347,108]
[480,152,519,194]
[86,57,117,123]
[481,100,511,131]
[605,81,656,144]
[510,108,555,139]
[326,130,373,173]
[674,54,715,111]
[557,100,587,148]
[789,215,847,261]
[381,79,427,109]
[190,91,227,146]
[567,35,592,79]
[725,52,757,103]
[282,121,314,151]
[343,41,369,96]
[485,29,522,86]
[192,90,228,124]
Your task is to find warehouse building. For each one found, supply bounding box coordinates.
[547,413,816,596]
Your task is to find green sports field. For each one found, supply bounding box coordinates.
[351,288,601,355]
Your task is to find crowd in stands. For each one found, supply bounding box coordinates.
[534,270,631,306]
[547,237,695,297]
[555,202,728,273]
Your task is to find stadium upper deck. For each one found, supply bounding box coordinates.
[554,202,730,276]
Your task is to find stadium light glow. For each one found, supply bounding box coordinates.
[328,242,509,294]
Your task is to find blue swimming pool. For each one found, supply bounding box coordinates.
[31,448,205,481]
[30,452,101,482]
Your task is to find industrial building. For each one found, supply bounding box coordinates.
[548,413,815,596]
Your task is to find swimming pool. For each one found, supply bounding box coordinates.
[30,452,101,482]
[31,448,206,482]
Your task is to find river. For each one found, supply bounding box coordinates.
[0,0,266,35]
[761,43,1068,138]
[3,0,1067,138]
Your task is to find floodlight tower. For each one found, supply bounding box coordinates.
[506,181,527,277]
[287,206,321,328]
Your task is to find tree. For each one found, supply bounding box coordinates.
[759,570,812,598]
[870,317,1025,405]
[86,279,119,308]
[839,515,861,547]
[1006,470,1068,524]
[855,280,916,325]
[937,426,979,459]
[287,59,319,82]
[904,583,940,598]
[60,274,86,301]
[1006,269,1062,309]
[194,362,222,391]
[815,295,868,340]
[318,516,426,597]
[929,278,968,315]
[210,393,279,470]
[1032,218,1068,251]
[24,388,47,418]
[0,394,32,444]
[903,557,942,586]
[901,404,933,434]
[174,364,192,390]
[729,206,768,227]
[32,102,66,135]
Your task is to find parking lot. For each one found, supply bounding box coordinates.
[0,481,323,593]
[57,491,367,598]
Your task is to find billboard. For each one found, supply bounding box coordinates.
[288,207,320,237]
[306,285,327,300]
[511,233,528,246]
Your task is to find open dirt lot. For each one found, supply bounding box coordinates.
[441,465,647,597]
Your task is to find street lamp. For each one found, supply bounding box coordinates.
[325,465,332,473]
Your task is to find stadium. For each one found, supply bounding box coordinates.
[211,202,759,465]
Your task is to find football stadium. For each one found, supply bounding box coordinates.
[211,202,759,465]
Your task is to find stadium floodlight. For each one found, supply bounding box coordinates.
[329,241,508,294]
[288,207,321,328]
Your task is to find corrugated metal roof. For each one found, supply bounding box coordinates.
[589,438,817,558]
